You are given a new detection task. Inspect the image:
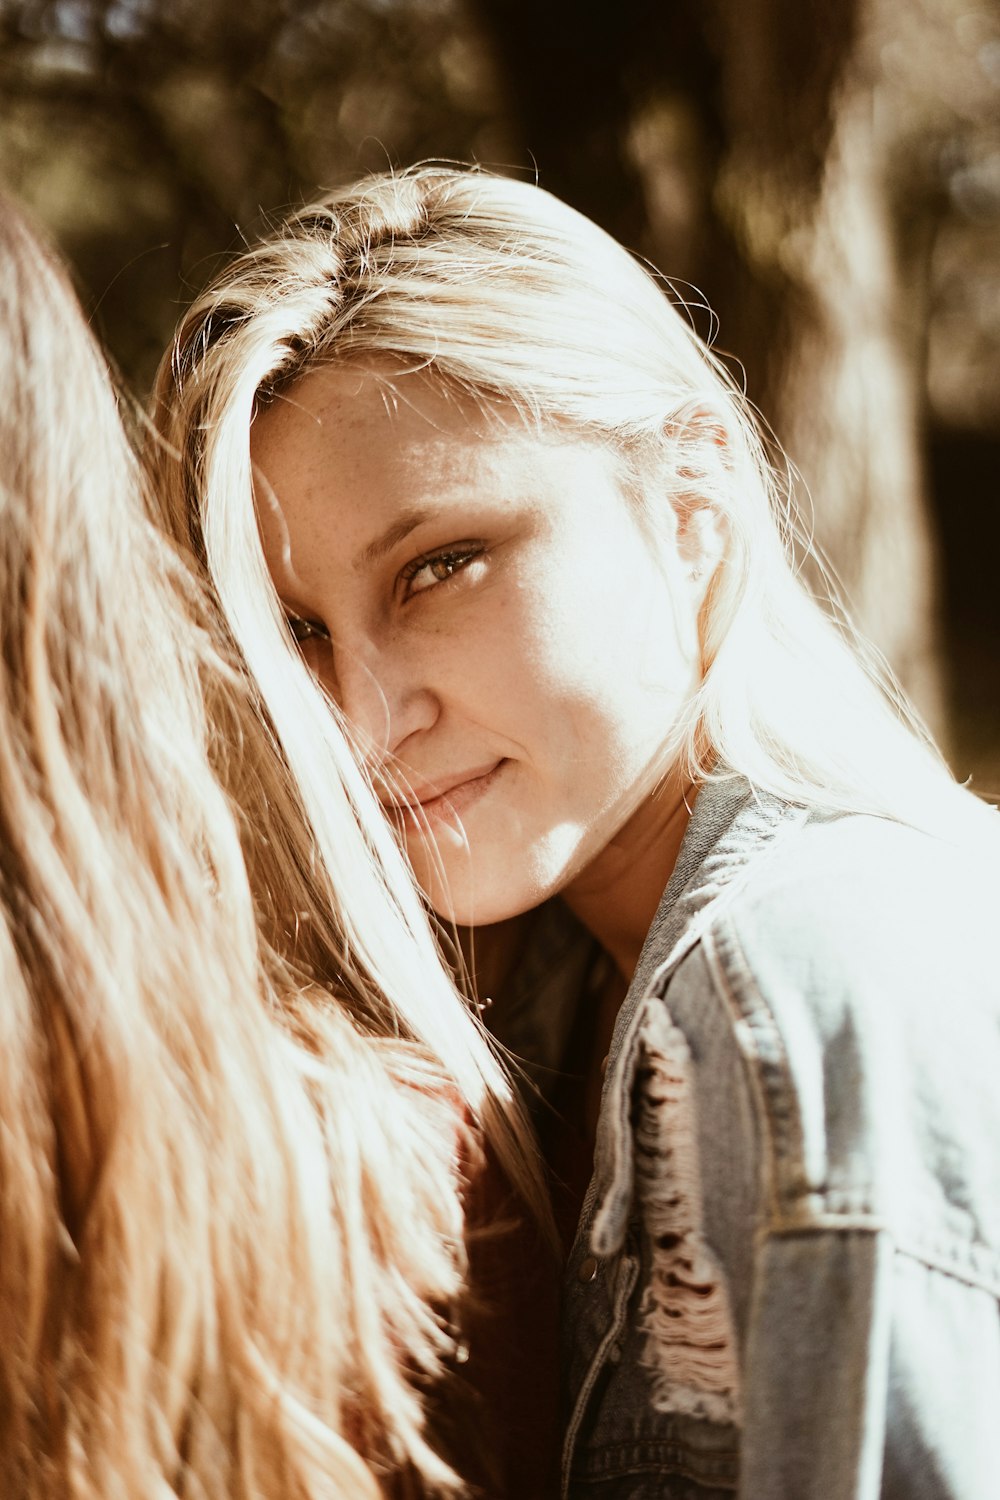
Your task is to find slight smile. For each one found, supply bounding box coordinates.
[391,761,508,823]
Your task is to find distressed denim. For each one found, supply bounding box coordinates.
[560,778,1000,1500]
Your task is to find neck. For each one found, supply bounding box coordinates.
[562,770,697,983]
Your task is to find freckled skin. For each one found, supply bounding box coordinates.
[252,366,705,965]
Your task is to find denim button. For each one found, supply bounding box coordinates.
[577,1254,599,1284]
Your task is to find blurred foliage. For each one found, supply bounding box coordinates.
[882,0,1000,433]
[1,0,995,422]
[0,0,519,383]
[0,0,997,783]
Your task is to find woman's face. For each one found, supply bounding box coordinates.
[251,366,703,925]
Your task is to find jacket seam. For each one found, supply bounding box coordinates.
[561,1251,641,1500]
[756,1221,1000,1298]
[569,1438,739,1488]
[699,917,805,1221]
[702,917,1000,1300]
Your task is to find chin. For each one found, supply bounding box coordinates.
[407,841,563,929]
[418,870,525,928]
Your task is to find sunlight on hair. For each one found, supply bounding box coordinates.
[0,196,475,1497]
[157,165,993,865]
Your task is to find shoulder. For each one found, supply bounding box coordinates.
[716,806,999,1005]
[690,809,1000,1272]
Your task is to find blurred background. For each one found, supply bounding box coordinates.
[1,0,997,788]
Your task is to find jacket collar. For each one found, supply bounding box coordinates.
[589,775,807,1256]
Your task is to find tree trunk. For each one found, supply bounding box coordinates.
[477,0,946,733]
[713,0,945,728]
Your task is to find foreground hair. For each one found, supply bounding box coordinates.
[154,164,991,848]
[0,200,479,1496]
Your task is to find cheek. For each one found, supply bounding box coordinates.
[474,582,676,799]
[525,547,690,712]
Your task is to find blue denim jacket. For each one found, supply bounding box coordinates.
[559,777,1000,1500]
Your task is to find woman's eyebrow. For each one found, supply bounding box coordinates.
[355,507,437,570]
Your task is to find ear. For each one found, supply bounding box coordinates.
[677,504,725,588]
[665,405,730,589]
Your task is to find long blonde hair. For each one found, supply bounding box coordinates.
[153,164,991,848]
[0,199,483,1497]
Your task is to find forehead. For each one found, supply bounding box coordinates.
[256,361,500,462]
[250,364,622,532]
[253,364,505,491]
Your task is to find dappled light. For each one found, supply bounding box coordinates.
[1,0,996,787]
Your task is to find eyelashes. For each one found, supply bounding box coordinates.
[399,543,484,599]
[287,612,330,644]
[283,541,487,643]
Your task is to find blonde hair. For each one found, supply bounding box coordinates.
[0,199,484,1496]
[153,164,992,849]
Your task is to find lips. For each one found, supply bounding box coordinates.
[383,760,505,817]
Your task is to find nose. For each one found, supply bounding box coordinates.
[330,631,438,765]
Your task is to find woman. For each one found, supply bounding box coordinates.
[154,166,1000,1499]
[0,196,550,1497]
